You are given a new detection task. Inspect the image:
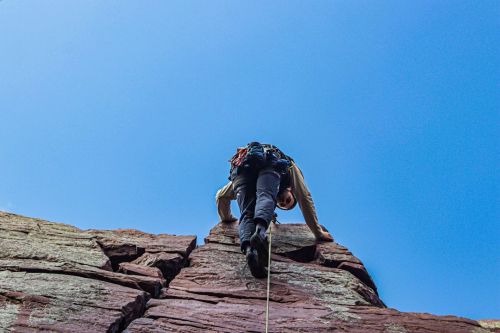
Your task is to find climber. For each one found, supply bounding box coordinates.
[216,142,334,278]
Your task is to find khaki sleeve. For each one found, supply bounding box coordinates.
[290,162,324,238]
[215,181,238,222]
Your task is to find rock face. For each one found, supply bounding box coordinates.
[0,212,196,332]
[0,211,495,332]
[126,221,490,333]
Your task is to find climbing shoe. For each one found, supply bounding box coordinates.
[246,247,267,279]
[250,224,269,269]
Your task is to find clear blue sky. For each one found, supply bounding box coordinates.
[1,0,498,320]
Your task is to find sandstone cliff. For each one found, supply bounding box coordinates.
[0,211,496,332]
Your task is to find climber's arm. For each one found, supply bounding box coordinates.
[215,181,238,223]
[290,162,334,242]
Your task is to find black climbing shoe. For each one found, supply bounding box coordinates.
[246,247,267,279]
[250,225,269,269]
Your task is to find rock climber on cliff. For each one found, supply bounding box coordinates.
[216,142,334,278]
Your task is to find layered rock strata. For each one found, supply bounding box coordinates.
[0,212,195,332]
[126,220,493,333]
[0,212,495,332]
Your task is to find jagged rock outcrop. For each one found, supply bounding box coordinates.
[125,221,490,333]
[0,212,195,332]
[0,211,495,332]
[87,229,195,285]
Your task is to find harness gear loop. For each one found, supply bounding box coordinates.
[265,224,272,333]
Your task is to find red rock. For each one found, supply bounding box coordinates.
[1,212,495,333]
[0,270,148,333]
[119,262,167,286]
[87,229,196,280]
[126,221,493,333]
[0,257,163,297]
[132,251,185,283]
[0,211,196,331]
[0,212,164,297]
[0,212,111,271]
[88,229,196,258]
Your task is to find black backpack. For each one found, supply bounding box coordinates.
[229,142,293,176]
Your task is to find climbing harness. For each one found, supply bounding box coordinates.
[228,142,294,180]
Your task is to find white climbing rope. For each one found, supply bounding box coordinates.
[265,224,272,333]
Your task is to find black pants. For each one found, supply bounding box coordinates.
[231,166,281,251]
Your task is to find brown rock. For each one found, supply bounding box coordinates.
[0,270,148,332]
[207,221,376,291]
[0,211,198,331]
[0,212,163,297]
[0,212,111,271]
[316,241,363,267]
[0,258,163,297]
[126,221,493,333]
[87,229,196,259]
[132,251,185,283]
[316,241,379,294]
[126,243,384,332]
[119,262,167,286]
[204,220,240,245]
[87,229,196,281]
[1,212,494,333]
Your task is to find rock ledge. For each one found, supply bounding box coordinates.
[0,212,494,332]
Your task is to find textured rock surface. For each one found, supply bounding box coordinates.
[87,228,196,285]
[126,221,493,333]
[479,320,500,332]
[0,212,495,332]
[0,271,147,333]
[0,211,196,332]
[0,212,111,271]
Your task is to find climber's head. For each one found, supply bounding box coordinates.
[277,187,297,210]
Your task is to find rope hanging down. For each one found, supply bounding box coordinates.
[265,224,272,333]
